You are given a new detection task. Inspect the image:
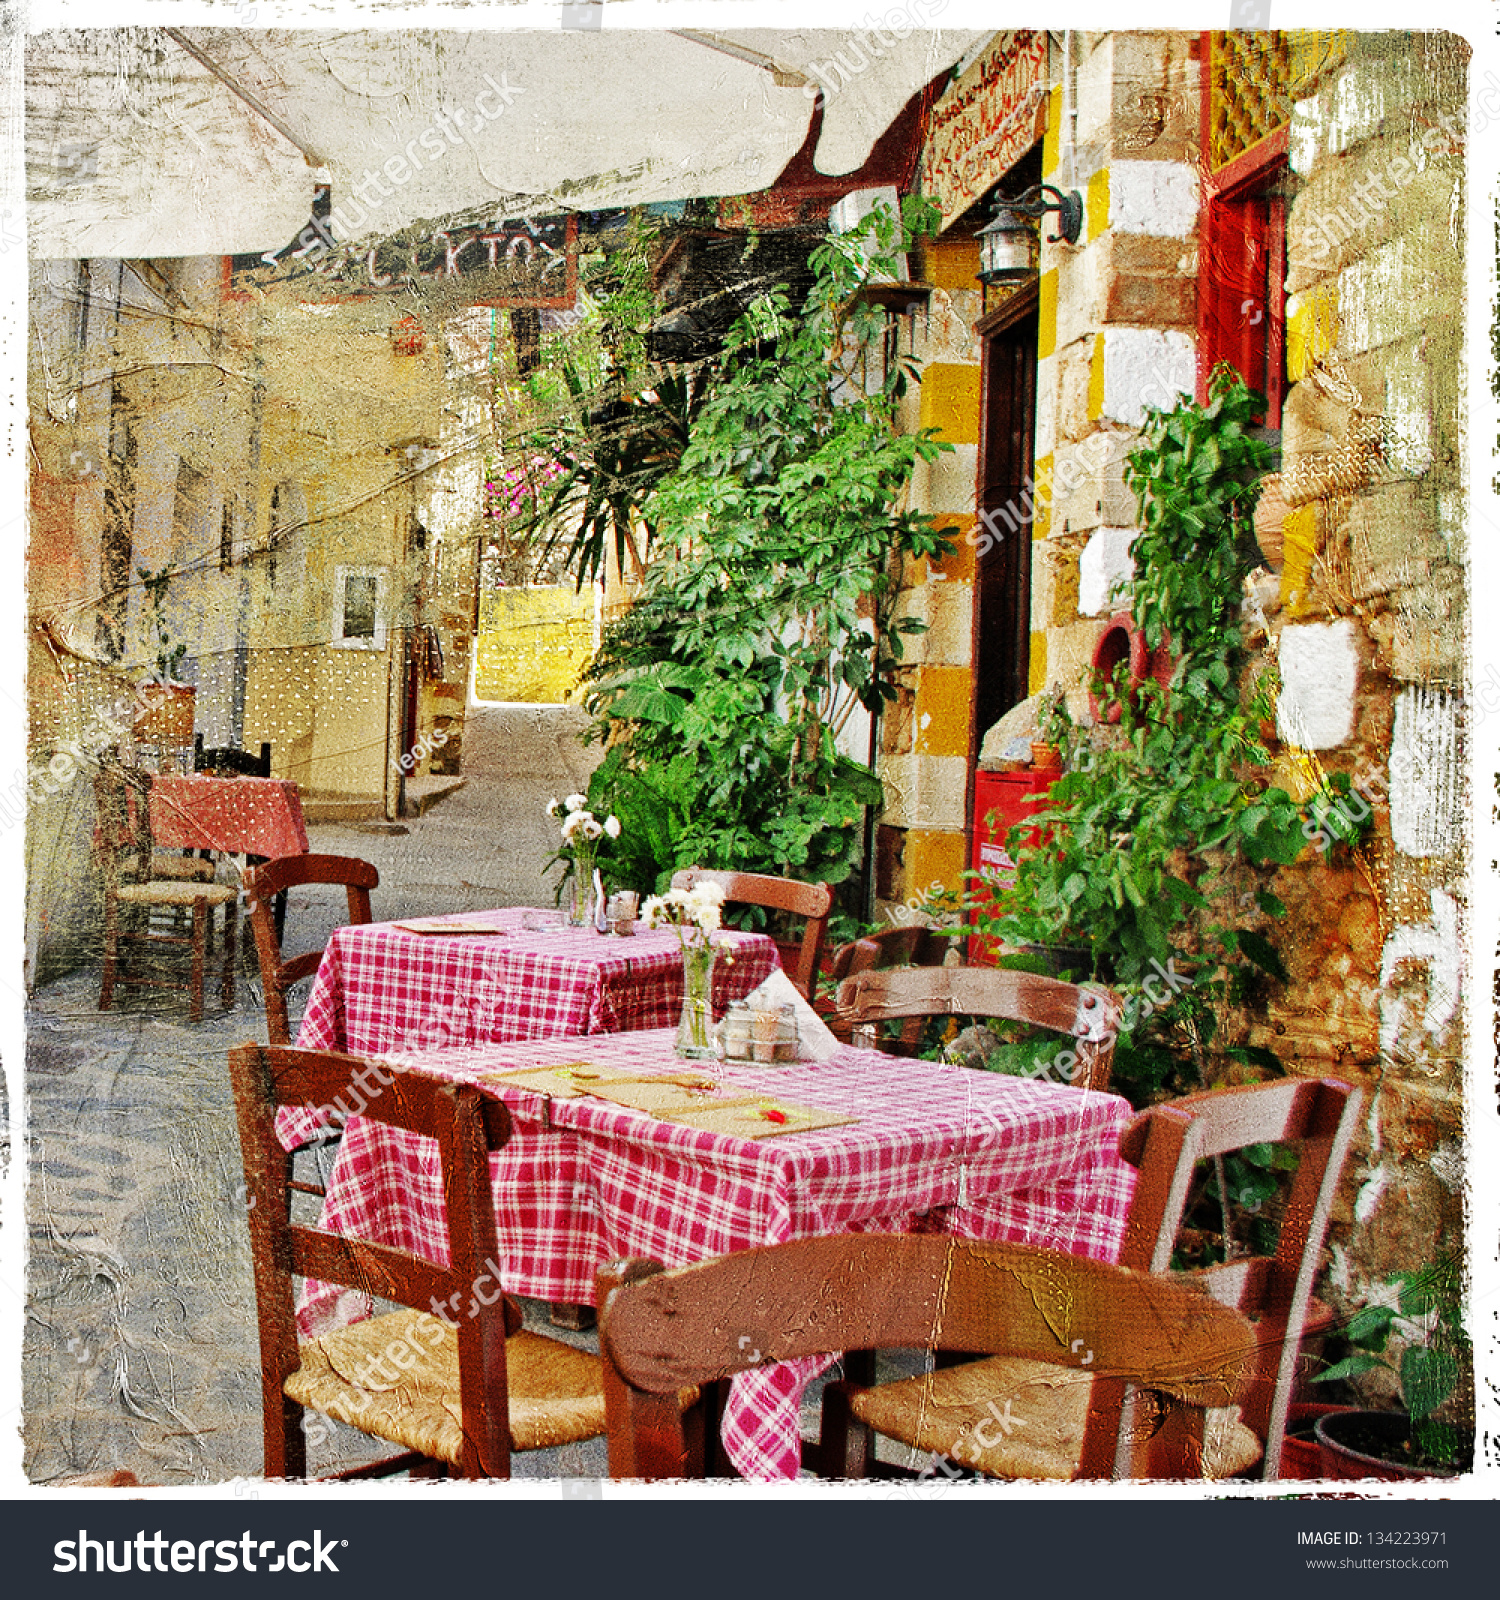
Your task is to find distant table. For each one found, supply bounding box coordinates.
[299,1027,1138,1480]
[149,775,309,861]
[294,908,780,1055]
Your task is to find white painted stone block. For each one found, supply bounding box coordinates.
[1077,526,1136,616]
[1100,327,1194,427]
[1276,620,1359,748]
[1388,687,1461,857]
[1377,888,1462,1058]
[1108,160,1199,238]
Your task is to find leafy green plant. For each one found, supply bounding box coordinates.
[976,368,1311,1103]
[1313,1256,1472,1469]
[580,196,954,891]
[500,214,717,587]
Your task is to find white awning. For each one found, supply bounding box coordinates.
[27,26,989,259]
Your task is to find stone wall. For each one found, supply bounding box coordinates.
[882,30,1470,1318]
[1265,32,1468,1304]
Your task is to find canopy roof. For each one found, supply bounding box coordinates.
[27,26,988,259]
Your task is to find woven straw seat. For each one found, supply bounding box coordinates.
[117,878,237,907]
[150,852,217,883]
[285,1309,607,1463]
[819,1078,1362,1482]
[849,1355,1260,1480]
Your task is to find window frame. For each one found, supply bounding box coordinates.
[1196,124,1290,430]
[331,565,389,651]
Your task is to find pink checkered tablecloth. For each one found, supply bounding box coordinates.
[150,776,309,859]
[294,908,779,1054]
[299,1028,1137,1480]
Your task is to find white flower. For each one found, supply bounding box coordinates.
[565,793,588,811]
[546,797,562,819]
[640,894,668,928]
[604,814,621,839]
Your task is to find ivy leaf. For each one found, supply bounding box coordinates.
[1401,1346,1460,1419]
[1232,929,1289,983]
[1312,1352,1385,1384]
[1343,1304,1398,1349]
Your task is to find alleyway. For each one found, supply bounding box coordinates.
[22,705,611,1486]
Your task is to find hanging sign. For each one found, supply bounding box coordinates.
[920,32,1051,229]
[246,211,578,308]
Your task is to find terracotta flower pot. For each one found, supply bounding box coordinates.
[1088,613,1175,725]
[1314,1410,1460,1482]
[1279,1402,1355,1481]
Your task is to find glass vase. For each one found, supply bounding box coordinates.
[566,848,596,927]
[674,937,717,1059]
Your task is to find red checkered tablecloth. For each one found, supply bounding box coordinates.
[299,1028,1137,1480]
[150,776,310,859]
[294,908,779,1054]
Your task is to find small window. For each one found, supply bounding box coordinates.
[1198,129,1290,434]
[333,567,388,650]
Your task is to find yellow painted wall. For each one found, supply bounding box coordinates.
[474,585,597,704]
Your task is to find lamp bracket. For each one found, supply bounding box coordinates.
[1000,184,1084,246]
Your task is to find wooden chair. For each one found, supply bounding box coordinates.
[245,854,379,1047]
[836,964,1124,1090]
[596,1236,1256,1481]
[820,925,956,1049]
[229,1042,607,1480]
[95,760,237,1023]
[194,735,272,776]
[669,868,832,1001]
[818,1075,1362,1483]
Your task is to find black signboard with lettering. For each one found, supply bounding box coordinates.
[235,210,578,308]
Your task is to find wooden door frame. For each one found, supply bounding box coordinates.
[966,283,1040,866]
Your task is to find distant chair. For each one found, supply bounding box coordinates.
[94,760,238,1023]
[835,964,1123,1091]
[245,853,379,1046]
[820,925,955,1050]
[669,868,832,1002]
[194,735,271,777]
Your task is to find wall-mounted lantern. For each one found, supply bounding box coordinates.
[977,185,1084,286]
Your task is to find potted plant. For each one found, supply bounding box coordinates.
[1311,1256,1473,1480]
[972,369,1310,1110]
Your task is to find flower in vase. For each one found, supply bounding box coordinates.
[641,881,725,944]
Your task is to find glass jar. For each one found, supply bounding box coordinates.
[720,1001,753,1061]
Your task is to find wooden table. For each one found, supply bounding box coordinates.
[296,1027,1138,1479]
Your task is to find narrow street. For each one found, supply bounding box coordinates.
[22,703,611,1485]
